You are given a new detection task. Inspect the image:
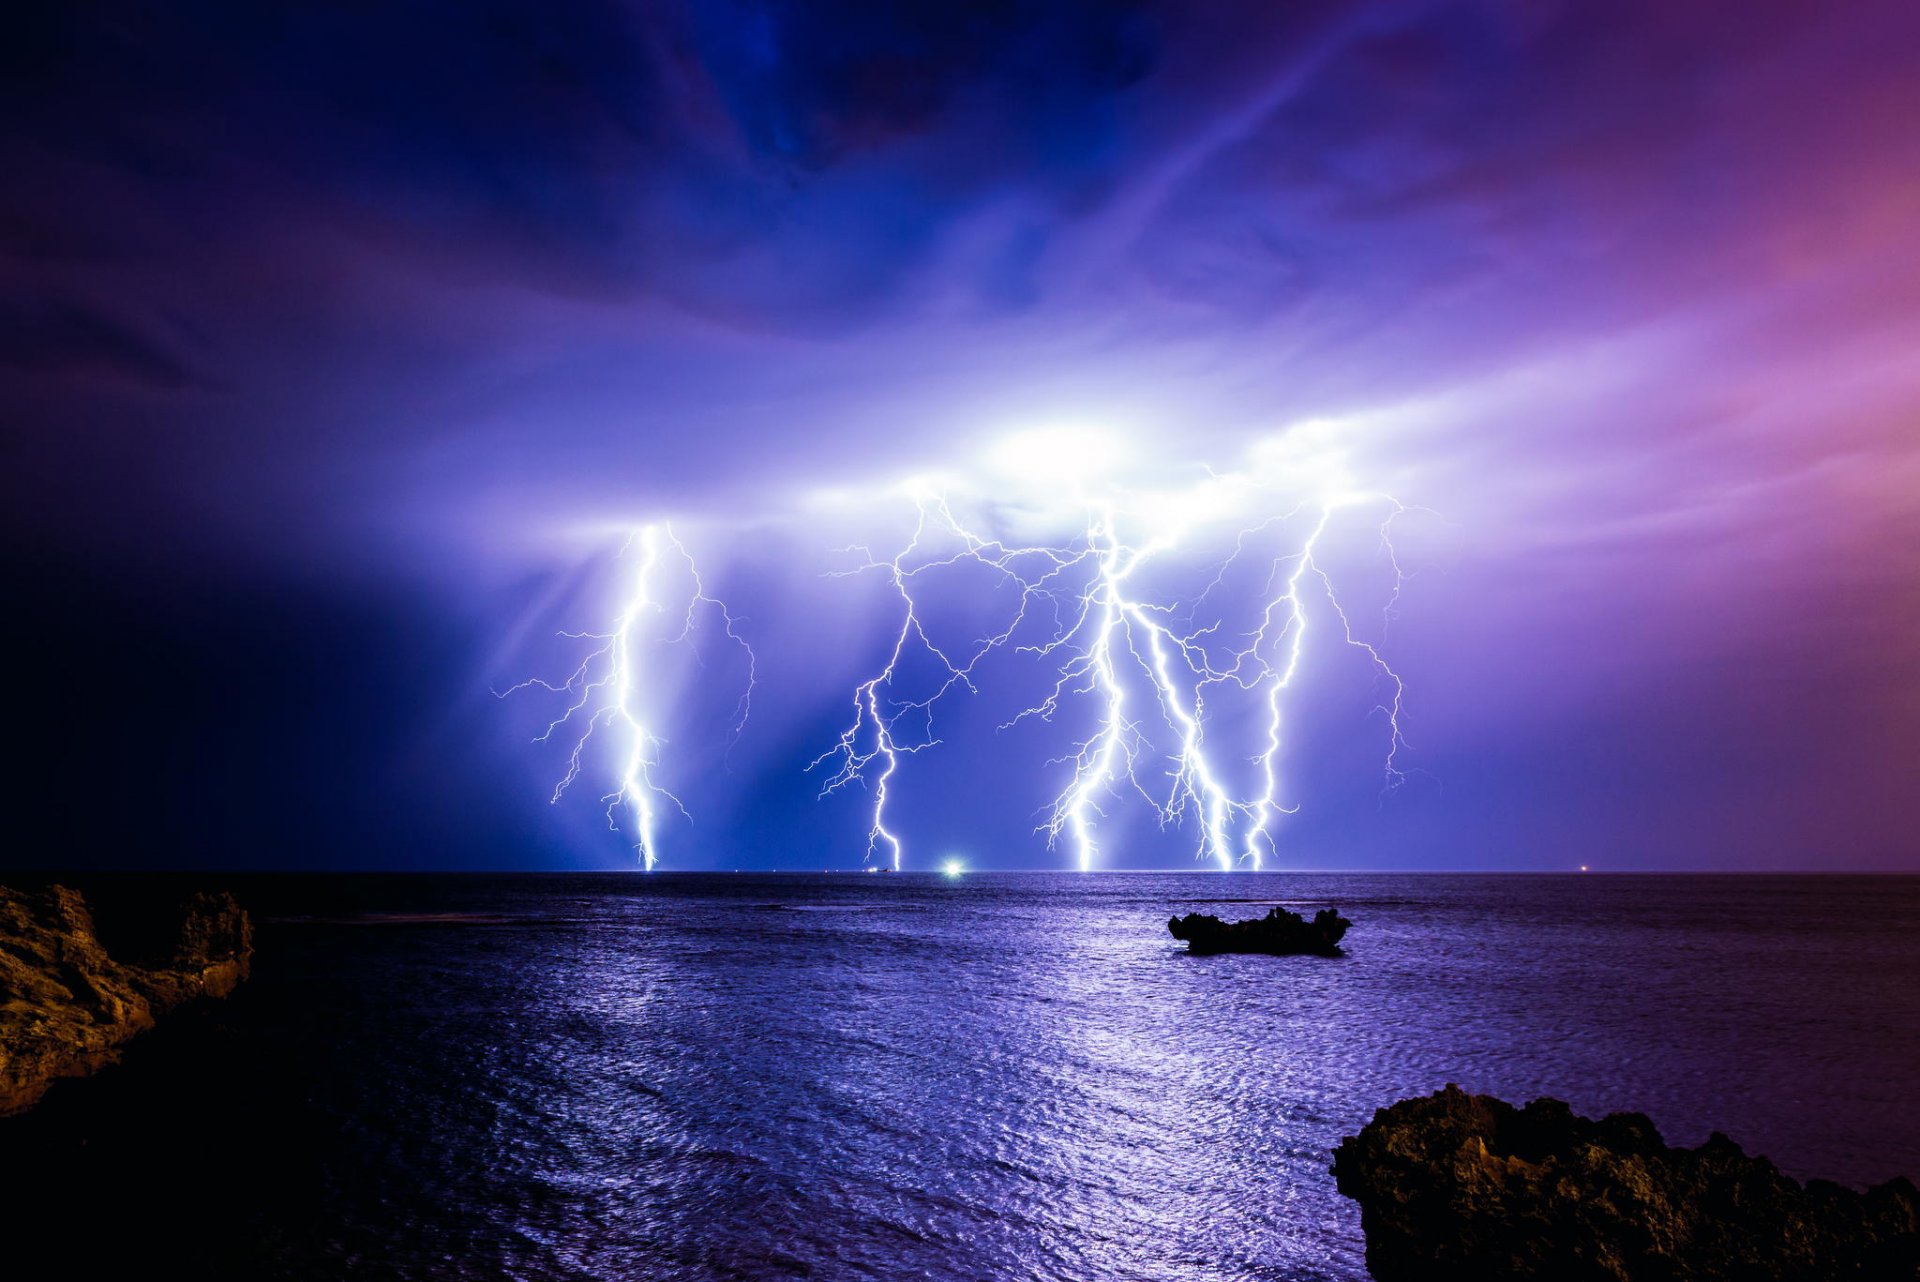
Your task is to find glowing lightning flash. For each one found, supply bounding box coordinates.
[813,477,1420,872]
[517,440,1423,873]
[806,498,1021,870]
[504,524,755,870]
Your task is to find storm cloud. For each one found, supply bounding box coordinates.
[4,0,1916,869]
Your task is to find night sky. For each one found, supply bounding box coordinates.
[5,1,1916,871]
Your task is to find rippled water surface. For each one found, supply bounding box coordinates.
[8,873,1919,1280]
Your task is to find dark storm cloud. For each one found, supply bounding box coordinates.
[7,0,1910,351]
[0,299,192,388]
[1,1,1159,317]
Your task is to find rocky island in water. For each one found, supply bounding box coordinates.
[0,884,253,1115]
[1333,1084,1920,1280]
[1167,905,1352,956]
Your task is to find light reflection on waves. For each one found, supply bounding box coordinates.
[259,872,1920,1282]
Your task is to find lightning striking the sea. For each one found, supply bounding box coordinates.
[505,524,755,869]
[810,463,1418,871]
[516,431,1425,871]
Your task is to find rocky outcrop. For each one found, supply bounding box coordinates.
[1331,1085,1920,1281]
[0,885,252,1115]
[1167,905,1351,956]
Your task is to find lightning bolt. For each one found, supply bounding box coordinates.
[502,523,755,870]
[513,438,1425,872]
[1226,497,1418,869]
[806,494,1073,868]
[815,481,1421,871]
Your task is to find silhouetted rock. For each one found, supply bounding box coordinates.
[1166,905,1351,956]
[0,884,252,1115]
[1332,1084,1920,1281]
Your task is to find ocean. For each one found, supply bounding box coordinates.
[5,872,1917,1280]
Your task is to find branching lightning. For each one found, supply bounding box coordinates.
[811,467,1421,871]
[503,523,755,869]
[513,433,1428,873]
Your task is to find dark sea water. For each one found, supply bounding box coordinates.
[6,873,1919,1280]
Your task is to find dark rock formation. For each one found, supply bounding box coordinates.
[0,884,252,1115]
[1332,1085,1920,1281]
[1167,905,1351,956]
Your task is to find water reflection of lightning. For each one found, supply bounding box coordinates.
[504,524,755,870]
[814,484,1416,872]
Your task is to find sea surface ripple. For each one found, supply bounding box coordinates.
[7,872,1918,1281]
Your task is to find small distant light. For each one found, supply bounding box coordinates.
[941,858,966,879]
[1579,864,1590,872]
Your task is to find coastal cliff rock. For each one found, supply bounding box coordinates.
[1167,905,1351,956]
[1331,1085,1920,1281]
[0,885,252,1115]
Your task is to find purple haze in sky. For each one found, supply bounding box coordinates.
[3,1,1916,870]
